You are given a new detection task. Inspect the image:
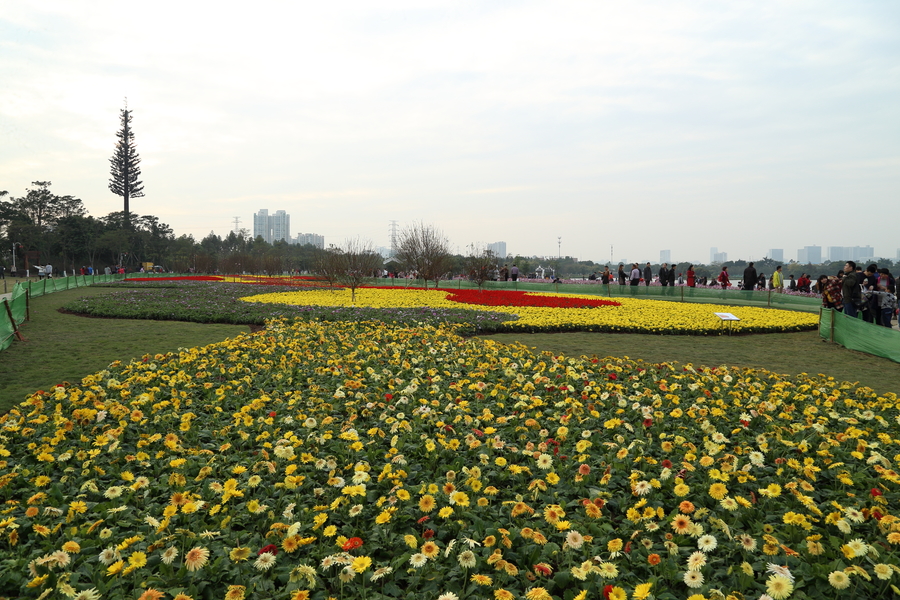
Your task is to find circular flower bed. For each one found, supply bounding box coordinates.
[242,287,819,335]
[0,319,896,599]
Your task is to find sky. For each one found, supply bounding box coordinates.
[2,1,899,265]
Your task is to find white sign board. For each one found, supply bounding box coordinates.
[714,313,740,321]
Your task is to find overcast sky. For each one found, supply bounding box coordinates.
[2,1,898,264]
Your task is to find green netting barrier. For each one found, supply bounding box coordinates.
[0,273,126,353]
[819,308,900,364]
[389,279,822,313]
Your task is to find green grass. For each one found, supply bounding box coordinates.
[0,287,249,412]
[482,330,900,396]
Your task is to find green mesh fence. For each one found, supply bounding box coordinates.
[819,308,900,364]
[392,279,823,313]
[0,273,125,352]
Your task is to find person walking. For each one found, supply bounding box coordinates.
[686,264,695,287]
[510,264,519,282]
[643,262,652,286]
[717,266,730,288]
[617,264,626,285]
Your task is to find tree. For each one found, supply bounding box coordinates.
[395,222,452,288]
[312,246,344,289]
[108,105,145,227]
[337,238,382,303]
[465,244,497,291]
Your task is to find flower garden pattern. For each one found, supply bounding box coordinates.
[241,287,819,335]
[1,318,897,600]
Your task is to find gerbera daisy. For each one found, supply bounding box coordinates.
[683,570,704,588]
[229,547,251,562]
[633,481,652,495]
[72,590,102,600]
[98,548,119,566]
[338,566,356,582]
[766,574,794,599]
[421,542,439,558]
[471,574,493,586]
[672,515,693,534]
[697,535,717,552]
[184,546,210,572]
[536,453,553,469]
[828,571,850,590]
[255,552,277,571]
[873,564,893,580]
[737,534,757,552]
[458,550,477,568]
[566,530,584,550]
[371,566,393,581]
[410,553,428,568]
[437,593,459,600]
[766,563,794,582]
[686,551,707,571]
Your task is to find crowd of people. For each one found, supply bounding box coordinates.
[817,261,897,328]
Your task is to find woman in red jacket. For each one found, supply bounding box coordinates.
[686,265,696,287]
[717,266,730,288]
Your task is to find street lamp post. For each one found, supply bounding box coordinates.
[12,242,20,276]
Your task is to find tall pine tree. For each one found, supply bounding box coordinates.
[108,105,145,227]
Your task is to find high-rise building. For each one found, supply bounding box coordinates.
[253,209,269,241]
[710,247,718,263]
[487,241,507,259]
[797,245,822,264]
[253,209,291,244]
[828,246,874,262]
[295,233,324,248]
[660,250,671,264]
[769,249,783,262]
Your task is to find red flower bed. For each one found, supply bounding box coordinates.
[444,288,620,308]
[126,276,225,282]
[364,287,620,309]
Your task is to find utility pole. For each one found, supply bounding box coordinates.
[232,217,241,234]
[389,220,399,257]
[558,236,561,259]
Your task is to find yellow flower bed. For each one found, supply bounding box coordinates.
[241,288,819,334]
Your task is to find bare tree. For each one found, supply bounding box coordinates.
[465,244,497,291]
[338,238,382,302]
[395,222,452,288]
[312,239,382,302]
[312,246,343,289]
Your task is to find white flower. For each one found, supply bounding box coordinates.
[254,552,277,571]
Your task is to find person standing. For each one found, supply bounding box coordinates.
[601,266,611,284]
[842,261,860,318]
[643,262,652,286]
[742,262,757,291]
[45,263,53,278]
[772,265,784,292]
[686,265,695,287]
[617,264,626,285]
[667,264,676,287]
[510,264,519,282]
[629,263,641,286]
[658,263,669,287]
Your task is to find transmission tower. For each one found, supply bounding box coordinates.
[232,217,241,233]
[388,220,399,257]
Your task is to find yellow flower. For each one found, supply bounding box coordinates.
[351,555,372,573]
[633,583,653,600]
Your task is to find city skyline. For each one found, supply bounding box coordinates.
[2,3,898,262]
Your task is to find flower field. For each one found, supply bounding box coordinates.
[1,307,899,599]
[241,287,819,335]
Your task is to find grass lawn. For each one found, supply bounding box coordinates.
[0,287,249,413]
[482,330,900,396]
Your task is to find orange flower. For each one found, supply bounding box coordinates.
[648,554,661,566]
[678,501,695,514]
[137,590,165,600]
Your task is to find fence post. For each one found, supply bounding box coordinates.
[25,289,30,321]
[3,298,25,341]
